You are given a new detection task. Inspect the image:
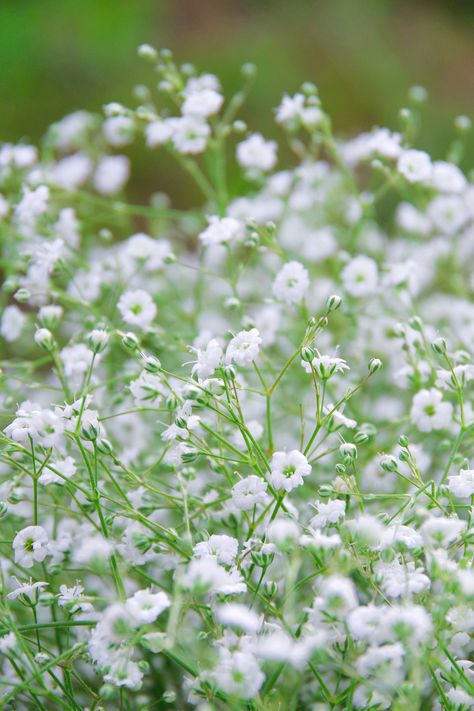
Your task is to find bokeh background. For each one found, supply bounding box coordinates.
[2,0,474,204]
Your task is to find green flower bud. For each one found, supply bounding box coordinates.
[34,328,55,352]
[326,294,342,312]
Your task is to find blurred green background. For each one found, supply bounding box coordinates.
[1,0,474,204]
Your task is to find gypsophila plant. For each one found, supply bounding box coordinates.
[0,45,474,711]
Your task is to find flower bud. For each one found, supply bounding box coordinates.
[326,294,342,312]
[99,228,113,242]
[181,451,198,464]
[368,358,382,374]
[398,435,409,448]
[95,438,114,455]
[455,115,471,133]
[223,365,236,381]
[81,422,99,441]
[264,580,278,599]
[99,684,117,700]
[431,337,447,354]
[87,329,109,353]
[340,443,357,464]
[335,463,346,474]
[300,346,315,362]
[138,43,158,61]
[38,592,56,607]
[14,288,31,303]
[353,431,369,445]
[233,120,247,134]
[224,297,240,311]
[142,355,161,373]
[122,332,140,351]
[34,328,55,352]
[162,691,177,704]
[38,305,63,329]
[35,652,50,665]
[380,454,398,472]
[241,62,257,78]
[0,501,7,519]
[408,316,423,332]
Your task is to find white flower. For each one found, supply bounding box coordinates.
[13,526,49,568]
[193,534,238,566]
[410,388,453,432]
[225,328,262,366]
[310,499,346,528]
[104,657,143,690]
[60,343,94,384]
[145,119,174,148]
[130,371,165,405]
[427,195,469,234]
[431,160,467,193]
[125,589,170,623]
[236,133,277,172]
[267,518,300,545]
[215,603,262,634]
[1,305,26,342]
[182,88,223,118]
[420,516,466,547]
[231,476,269,510]
[120,233,171,272]
[103,116,134,147]
[275,93,305,124]
[272,261,309,304]
[50,153,92,191]
[210,648,264,699]
[168,116,210,154]
[0,632,16,652]
[269,450,311,492]
[57,582,93,614]
[375,558,430,598]
[38,456,76,486]
[93,155,130,195]
[117,289,157,329]
[397,149,432,183]
[448,468,474,499]
[199,216,241,246]
[341,255,378,297]
[302,353,349,379]
[182,558,246,596]
[191,338,223,379]
[7,577,48,600]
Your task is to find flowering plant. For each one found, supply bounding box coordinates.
[0,45,474,709]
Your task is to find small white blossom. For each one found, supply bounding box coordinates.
[273,261,309,304]
[236,133,277,172]
[269,450,311,492]
[118,289,157,329]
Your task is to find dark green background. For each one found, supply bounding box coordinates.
[2,0,474,204]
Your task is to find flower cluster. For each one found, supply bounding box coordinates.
[0,46,473,710]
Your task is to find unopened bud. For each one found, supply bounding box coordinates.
[340,442,357,464]
[138,44,158,61]
[380,454,398,472]
[326,294,342,312]
[14,288,31,303]
[34,328,55,352]
[121,332,140,351]
[432,337,447,354]
[368,358,382,374]
[38,305,63,329]
[87,329,109,353]
[300,346,315,362]
[142,355,161,373]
